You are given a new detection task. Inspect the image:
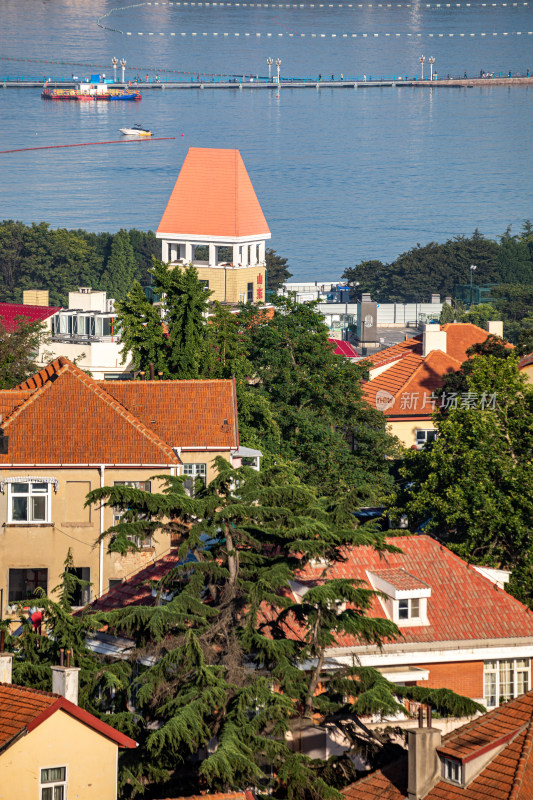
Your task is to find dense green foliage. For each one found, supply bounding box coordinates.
[0,221,160,306]
[265,247,292,292]
[342,223,533,304]
[86,461,483,799]
[393,350,533,605]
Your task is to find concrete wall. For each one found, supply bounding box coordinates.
[37,340,130,380]
[0,708,119,800]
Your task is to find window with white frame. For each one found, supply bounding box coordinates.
[113,481,152,548]
[443,758,461,784]
[40,766,67,799]
[484,659,530,707]
[398,597,420,620]
[8,482,51,523]
[183,463,207,496]
[415,429,437,449]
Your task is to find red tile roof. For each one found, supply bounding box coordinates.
[157,148,271,239]
[1,359,181,466]
[364,350,462,418]
[89,551,183,612]
[0,682,136,750]
[294,536,533,648]
[519,353,533,370]
[328,338,360,357]
[366,324,499,368]
[0,303,60,332]
[342,691,533,800]
[1,358,239,464]
[99,379,239,449]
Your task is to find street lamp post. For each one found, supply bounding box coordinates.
[267,57,273,81]
[419,55,425,80]
[469,264,477,306]
[429,56,435,81]
[275,58,282,97]
[112,57,118,83]
[120,58,127,83]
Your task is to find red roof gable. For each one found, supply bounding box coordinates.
[157,148,270,239]
[342,691,533,800]
[1,359,181,466]
[0,683,136,751]
[0,303,60,332]
[366,324,497,367]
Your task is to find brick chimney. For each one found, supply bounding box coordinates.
[52,649,80,705]
[407,707,442,800]
[422,324,447,357]
[0,629,13,684]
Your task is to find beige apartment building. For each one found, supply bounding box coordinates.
[0,357,243,615]
[156,147,270,304]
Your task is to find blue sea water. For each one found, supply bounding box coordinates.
[0,0,532,279]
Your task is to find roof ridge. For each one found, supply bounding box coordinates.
[0,681,59,699]
[2,363,72,428]
[509,717,533,800]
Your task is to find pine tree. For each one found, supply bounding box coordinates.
[164,263,212,378]
[101,229,140,301]
[115,280,169,374]
[88,461,484,799]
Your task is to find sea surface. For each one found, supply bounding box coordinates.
[0,0,532,279]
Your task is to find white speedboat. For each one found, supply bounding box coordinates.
[119,124,153,137]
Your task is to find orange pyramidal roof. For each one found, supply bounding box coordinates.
[157,148,271,239]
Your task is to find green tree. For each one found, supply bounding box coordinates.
[240,295,397,497]
[265,248,293,293]
[115,280,169,374]
[101,229,140,302]
[439,302,455,324]
[0,316,48,389]
[394,352,533,605]
[458,303,500,328]
[88,460,482,799]
[163,262,212,378]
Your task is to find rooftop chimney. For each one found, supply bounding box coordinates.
[52,650,80,705]
[407,707,442,800]
[422,324,447,357]
[431,294,440,304]
[487,320,504,338]
[0,629,13,684]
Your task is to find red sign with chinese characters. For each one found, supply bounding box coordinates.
[257,287,263,299]
[257,274,263,284]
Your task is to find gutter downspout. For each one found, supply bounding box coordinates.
[99,465,105,597]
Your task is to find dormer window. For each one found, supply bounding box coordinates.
[443,758,461,783]
[366,568,431,627]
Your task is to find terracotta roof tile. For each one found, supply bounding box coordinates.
[295,536,533,648]
[0,303,60,332]
[368,567,430,591]
[0,682,136,750]
[364,350,462,417]
[0,390,34,419]
[157,148,270,239]
[99,379,239,449]
[163,794,254,800]
[89,551,183,612]
[342,692,533,800]
[1,359,180,465]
